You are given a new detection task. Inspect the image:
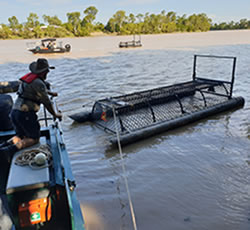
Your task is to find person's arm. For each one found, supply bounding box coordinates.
[48,91,58,97]
[45,81,58,97]
[0,81,20,94]
[44,101,62,120]
[35,80,62,120]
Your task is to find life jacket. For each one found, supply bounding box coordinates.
[20,73,39,83]
[17,73,41,104]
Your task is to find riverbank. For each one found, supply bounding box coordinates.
[0,30,249,64]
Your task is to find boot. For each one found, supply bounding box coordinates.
[0,144,18,163]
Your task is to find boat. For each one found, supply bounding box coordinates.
[0,90,85,229]
[69,55,245,147]
[119,35,142,48]
[27,38,71,54]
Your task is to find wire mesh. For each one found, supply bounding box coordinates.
[91,55,236,135]
[92,79,230,135]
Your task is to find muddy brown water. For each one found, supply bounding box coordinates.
[0,30,250,230]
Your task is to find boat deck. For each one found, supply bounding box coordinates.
[6,138,50,195]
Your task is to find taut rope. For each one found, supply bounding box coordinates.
[112,106,138,230]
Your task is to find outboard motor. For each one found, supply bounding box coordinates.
[0,94,13,131]
[65,44,71,52]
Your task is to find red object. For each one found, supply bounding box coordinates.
[101,111,107,122]
[18,197,52,227]
[20,73,39,83]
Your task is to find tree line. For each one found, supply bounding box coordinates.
[0,6,249,39]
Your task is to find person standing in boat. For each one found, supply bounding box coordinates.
[0,58,62,157]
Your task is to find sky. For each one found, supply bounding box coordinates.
[0,0,250,25]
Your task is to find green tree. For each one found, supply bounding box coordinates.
[43,15,62,26]
[94,22,105,32]
[238,18,248,29]
[176,14,188,32]
[82,6,98,35]
[44,26,73,38]
[8,16,21,31]
[0,24,12,39]
[128,13,136,24]
[8,16,22,36]
[105,18,116,33]
[66,12,82,36]
[106,10,127,33]
[82,6,98,24]
[25,13,40,28]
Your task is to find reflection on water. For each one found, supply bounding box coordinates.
[80,204,106,230]
[0,34,250,229]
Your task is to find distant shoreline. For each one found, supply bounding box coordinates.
[0,29,249,41]
[0,29,249,64]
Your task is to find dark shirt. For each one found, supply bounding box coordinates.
[13,78,52,112]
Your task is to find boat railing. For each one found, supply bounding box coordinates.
[38,97,61,128]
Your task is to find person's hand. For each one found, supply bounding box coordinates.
[54,112,62,121]
[49,91,58,97]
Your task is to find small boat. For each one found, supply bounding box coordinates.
[119,35,142,48]
[27,38,71,54]
[0,91,85,229]
[69,55,245,147]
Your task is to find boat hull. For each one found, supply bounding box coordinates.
[29,48,69,54]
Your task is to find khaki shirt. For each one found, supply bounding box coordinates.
[13,78,52,112]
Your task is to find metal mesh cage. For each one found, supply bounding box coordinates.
[89,55,237,136]
[92,79,230,134]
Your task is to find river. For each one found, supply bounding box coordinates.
[0,30,250,230]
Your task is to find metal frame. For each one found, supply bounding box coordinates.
[192,54,236,98]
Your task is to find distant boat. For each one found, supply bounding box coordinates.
[27,38,71,54]
[119,35,142,48]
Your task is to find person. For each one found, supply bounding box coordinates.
[0,94,14,131]
[0,58,62,159]
[47,41,53,49]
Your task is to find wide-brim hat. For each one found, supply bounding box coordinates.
[29,58,55,74]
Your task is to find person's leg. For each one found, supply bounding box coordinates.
[0,136,22,148]
[0,110,23,159]
[13,110,41,150]
[18,137,39,149]
[0,110,40,159]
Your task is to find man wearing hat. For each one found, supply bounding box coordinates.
[0,58,62,159]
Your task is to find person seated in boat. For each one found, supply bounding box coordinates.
[52,41,56,49]
[0,81,20,132]
[0,58,62,158]
[0,94,13,131]
[47,41,53,49]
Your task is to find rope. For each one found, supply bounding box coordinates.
[112,106,138,230]
[15,144,52,170]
